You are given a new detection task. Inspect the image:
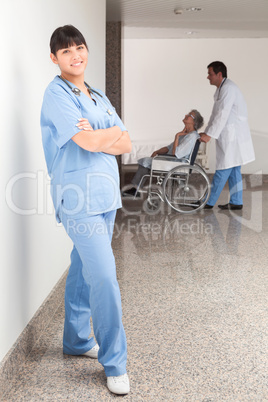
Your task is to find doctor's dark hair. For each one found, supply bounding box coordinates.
[50,25,88,55]
[207,61,227,78]
[191,110,204,131]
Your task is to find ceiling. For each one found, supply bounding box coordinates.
[106,0,268,39]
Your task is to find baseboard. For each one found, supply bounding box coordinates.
[0,269,68,399]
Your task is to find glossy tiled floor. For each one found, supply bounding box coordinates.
[2,176,268,401]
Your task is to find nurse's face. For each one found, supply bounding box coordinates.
[207,67,222,87]
[50,44,88,79]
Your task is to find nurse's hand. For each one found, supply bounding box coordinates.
[199,133,211,143]
[76,118,93,131]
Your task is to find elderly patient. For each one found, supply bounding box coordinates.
[123,109,204,197]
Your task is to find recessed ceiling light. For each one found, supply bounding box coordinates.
[186,7,203,12]
[174,7,183,15]
[185,31,198,35]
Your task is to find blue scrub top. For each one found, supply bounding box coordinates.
[40,76,127,222]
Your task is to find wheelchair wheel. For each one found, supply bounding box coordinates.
[163,164,211,214]
[143,193,162,214]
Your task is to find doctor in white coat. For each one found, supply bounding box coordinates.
[200,61,255,210]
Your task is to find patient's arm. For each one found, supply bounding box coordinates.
[171,127,189,155]
[172,131,185,155]
[151,146,169,157]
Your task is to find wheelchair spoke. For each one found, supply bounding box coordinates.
[163,164,211,214]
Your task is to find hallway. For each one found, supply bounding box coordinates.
[2,178,268,401]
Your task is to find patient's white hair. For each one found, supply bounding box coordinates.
[191,109,204,131]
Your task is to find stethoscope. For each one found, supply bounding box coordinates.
[217,77,227,100]
[58,75,113,115]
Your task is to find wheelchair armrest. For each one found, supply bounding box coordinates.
[153,155,190,162]
[151,155,189,172]
[153,154,177,160]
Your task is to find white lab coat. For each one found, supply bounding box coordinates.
[205,78,255,170]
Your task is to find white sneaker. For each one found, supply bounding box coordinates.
[81,344,99,359]
[107,373,130,395]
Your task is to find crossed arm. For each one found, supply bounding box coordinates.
[72,118,132,155]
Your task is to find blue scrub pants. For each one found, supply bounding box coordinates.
[61,210,127,377]
[207,166,243,206]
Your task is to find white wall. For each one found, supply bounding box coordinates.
[122,36,268,173]
[0,0,106,363]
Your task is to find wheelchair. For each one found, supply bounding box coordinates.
[135,140,211,214]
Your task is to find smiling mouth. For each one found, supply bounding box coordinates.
[71,62,83,67]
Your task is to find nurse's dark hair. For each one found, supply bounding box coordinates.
[207,61,227,78]
[50,25,88,55]
[191,110,204,131]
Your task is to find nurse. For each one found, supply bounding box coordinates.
[40,25,131,395]
[200,61,255,210]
